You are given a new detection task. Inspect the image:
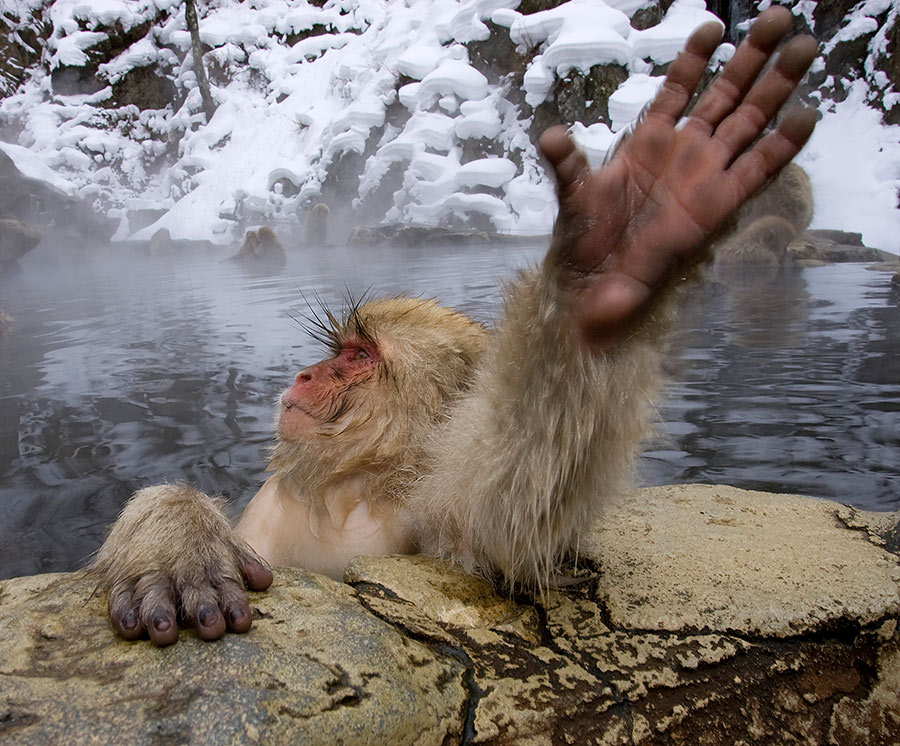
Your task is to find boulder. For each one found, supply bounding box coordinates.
[0,149,116,250]
[0,218,41,268]
[1,485,898,745]
[788,230,896,265]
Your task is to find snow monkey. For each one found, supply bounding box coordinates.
[94,8,818,646]
[712,162,813,273]
[229,225,286,263]
[304,202,330,245]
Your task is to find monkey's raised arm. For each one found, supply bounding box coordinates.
[408,8,817,593]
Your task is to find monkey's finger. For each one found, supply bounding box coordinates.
[137,582,180,647]
[216,578,254,633]
[238,550,274,591]
[181,585,228,641]
[711,34,817,157]
[688,6,794,132]
[728,107,816,198]
[646,21,723,127]
[539,126,591,197]
[108,582,144,641]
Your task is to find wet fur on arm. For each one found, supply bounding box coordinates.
[409,252,686,595]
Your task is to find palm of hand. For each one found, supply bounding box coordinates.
[543,7,818,349]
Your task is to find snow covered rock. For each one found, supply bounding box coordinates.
[0,0,896,250]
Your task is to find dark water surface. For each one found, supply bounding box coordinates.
[0,245,898,579]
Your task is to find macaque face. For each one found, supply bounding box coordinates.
[271,297,488,488]
[278,337,382,440]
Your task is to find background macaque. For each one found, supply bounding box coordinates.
[712,163,814,275]
[304,202,330,245]
[94,9,817,646]
[229,226,286,264]
[731,162,813,236]
[716,214,797,267]
[346,225,373,247]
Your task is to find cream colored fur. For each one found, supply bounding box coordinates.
[93,485,258,627]
[409,265,666,594]
[95,268,676,603]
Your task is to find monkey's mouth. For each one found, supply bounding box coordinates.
[281,398,316,418]
[278,397,323,435]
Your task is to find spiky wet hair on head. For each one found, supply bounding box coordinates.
[289,290,378,357]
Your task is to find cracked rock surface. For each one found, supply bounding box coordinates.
[1,485,898,745]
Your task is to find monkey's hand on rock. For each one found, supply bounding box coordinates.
[540,5,817,350]
[92,485,273,646]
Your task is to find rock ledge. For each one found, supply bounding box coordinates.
[1,484,898,745]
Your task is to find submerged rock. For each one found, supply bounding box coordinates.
[1,485,898,745]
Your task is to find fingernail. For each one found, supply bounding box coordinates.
[229,608,246,625]
[152,614,172,632]
[198,605,216,626]
[122,612,138,630]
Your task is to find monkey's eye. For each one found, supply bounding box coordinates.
[354,348,370,360]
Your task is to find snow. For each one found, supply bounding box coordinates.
[568,121,616,166]
[503,0,634,107]
[396,44,448,81]
[455,99,503,140]
[0,141,77,195]
[399,55,490,109]
[631,0,722,64]
[796,80,900,252]
[0,0,896,251]
[608,73,663,132]
[457,157,518,188]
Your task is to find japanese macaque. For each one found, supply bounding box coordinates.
[346,225,373,247]
[716,215,797,267]
[712,162,813,274]
[733,162,813,236]
[148,227,172,255]
[93,8,818,646]
[304,202,330,245]
[229,226,286,264]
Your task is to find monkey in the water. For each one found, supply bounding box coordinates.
[713,215,798,282]
[229,226,286,264]
[304,203,330,245]
[93,8,818,646]
[346,225,373,247]
[713,162,813,274]
[732,162,813,236]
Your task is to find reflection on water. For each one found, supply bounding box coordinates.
[0,246,898,579]
[642,264,900,511]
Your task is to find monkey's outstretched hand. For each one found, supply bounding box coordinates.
[540,5,817,350]
[92,485,273,646]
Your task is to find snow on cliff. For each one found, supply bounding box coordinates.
[0,0,897,250]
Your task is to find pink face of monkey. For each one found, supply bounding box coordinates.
[277,337,382,440]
